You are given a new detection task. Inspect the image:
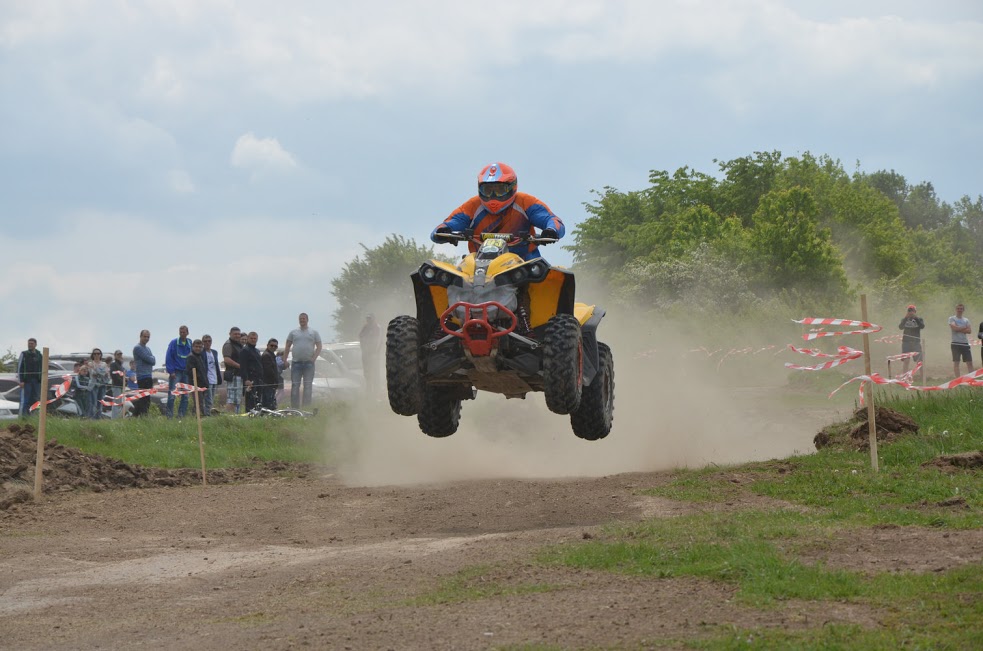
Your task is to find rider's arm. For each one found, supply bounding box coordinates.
[431,200,478,242]
[519,196,565,238]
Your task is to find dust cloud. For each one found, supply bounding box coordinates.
[324,307,842,487]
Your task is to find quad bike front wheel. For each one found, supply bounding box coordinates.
[386,315,423,416]
[570,342,614,440]
[417,386,462,437]
[542,313,583,415]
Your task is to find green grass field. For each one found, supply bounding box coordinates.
[540,389,983,648]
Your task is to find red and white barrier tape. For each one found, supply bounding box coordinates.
[885,352,919,362]
[785,345,863,371]
[793,318,882,340]
[29,376,72,412]
[831,367,983,406]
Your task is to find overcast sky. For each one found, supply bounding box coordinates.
[2,1,981,357]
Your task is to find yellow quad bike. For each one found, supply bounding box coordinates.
[385,231,614,440]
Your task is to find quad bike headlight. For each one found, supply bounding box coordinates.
[419,263,462,287]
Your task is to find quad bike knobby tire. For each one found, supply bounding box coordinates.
[542,313,583,415]
[417,385,462,437]
[571,342,614,440]
[386,315,423,416]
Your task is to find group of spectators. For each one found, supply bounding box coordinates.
[15,312,325,419]
[898,302,983,377]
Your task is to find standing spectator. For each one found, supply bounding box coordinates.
[73,361,93,418]
[282,312,322,408]
[948,303,974,377]
[109,350,126,418]
[16,338,43,417]
[132,330,156,417]
[898,305,925,374]
[359,314,382,398]
[165,325,192,419]
[126,360,138,390]
[222,326,244,414]
[88,349,112,419]
[185,339,209,418]
[201,334,223,417]
[261,338,281,410]
[239,331,263,412]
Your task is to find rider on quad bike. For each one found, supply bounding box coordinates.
[386,163,615,441]
[431,162,565,261]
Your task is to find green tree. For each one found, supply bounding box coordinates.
[0,347,16,373]
[330,235,454,340]
[747,187,848,299]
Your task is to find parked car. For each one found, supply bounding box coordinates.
[281,349,361,402]
[0,398,19,419]
[321,342,363,377]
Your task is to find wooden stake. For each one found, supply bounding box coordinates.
[33,347,51,500]
[860,295,879,472]
[192,368,207,486]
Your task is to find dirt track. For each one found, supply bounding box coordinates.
[3,369,979,649]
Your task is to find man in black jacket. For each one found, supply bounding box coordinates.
[185,340,210,417]
[222,326,243,413]
[898,304,925,374]
[109,350,126,419]
[261,338,281,410]
[238,331,263,412]
[17,338,43,417]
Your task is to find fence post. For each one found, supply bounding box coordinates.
[33,347,51,500]
[861,295,879,472]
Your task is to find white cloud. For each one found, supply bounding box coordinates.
[230,132,298,176]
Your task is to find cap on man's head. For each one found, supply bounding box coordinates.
[907,305,916,311]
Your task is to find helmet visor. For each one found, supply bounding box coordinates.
[479,181,515,200]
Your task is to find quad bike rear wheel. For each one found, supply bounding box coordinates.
[542,313,583,415]
[386,315,423,416]
[570,342,614,440]
[417,386,462,437]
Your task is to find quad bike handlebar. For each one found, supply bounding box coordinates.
[434,231,558,247]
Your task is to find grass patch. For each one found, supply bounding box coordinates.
[30,404,347,468]
[542,511,983,646]
[646,391,983,528]
[557,391,983,648]
[408,565,557,606]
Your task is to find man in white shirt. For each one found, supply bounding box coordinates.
[948,303,974,377]
[282,312,322,408]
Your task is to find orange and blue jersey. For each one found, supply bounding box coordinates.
[431,192,565,260]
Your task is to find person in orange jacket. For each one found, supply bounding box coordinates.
[431,162,565,261]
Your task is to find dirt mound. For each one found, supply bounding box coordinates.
[922,450,983,473]
[0,425,319,510]
[814,406,919,450]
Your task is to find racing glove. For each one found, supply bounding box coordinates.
[539,228,558,241]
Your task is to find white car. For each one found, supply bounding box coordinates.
[282,349,362,402]
[321,342,363,378]
[0,398,20,419]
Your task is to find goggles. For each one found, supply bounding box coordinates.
[479,181,515,200]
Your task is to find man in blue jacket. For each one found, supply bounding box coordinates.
[165,325,192,418]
